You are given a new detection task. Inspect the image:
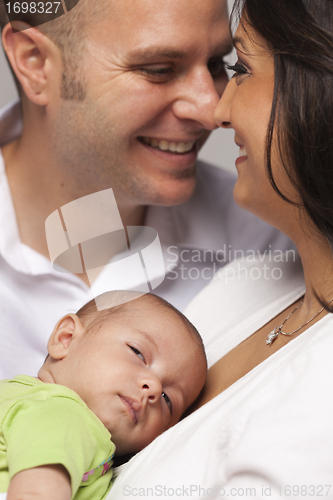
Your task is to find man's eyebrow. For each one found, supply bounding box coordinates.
[127,47,187,62]
[127,41,234,63]
[134,329,160,351]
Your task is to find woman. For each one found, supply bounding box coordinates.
[107,0,333,497]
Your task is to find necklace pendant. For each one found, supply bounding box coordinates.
[266,327,280,345]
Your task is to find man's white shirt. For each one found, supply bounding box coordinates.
[0,101,293,378]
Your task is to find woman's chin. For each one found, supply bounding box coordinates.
[233,184,272,224]
[233,183,255,212]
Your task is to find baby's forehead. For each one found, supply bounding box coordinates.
[134,302,194,336]
[84,292,204,355]
[131,296,204,346]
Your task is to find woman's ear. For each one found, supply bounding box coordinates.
[1,22,61,105]
[48,314,85,360]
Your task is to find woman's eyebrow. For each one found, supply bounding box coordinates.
[233,36,249,53]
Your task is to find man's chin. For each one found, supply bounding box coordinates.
[149,173,197,207]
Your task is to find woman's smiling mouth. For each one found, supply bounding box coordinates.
[235,144,248,166]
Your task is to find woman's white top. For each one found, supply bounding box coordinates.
[107,256,333,499]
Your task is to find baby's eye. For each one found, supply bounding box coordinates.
[161,391,173,414]
[129,346,145,363]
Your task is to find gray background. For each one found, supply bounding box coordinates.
[0,0,238,173]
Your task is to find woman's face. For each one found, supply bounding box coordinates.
[215,19,300,233]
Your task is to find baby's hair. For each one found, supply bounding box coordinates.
[76,291,206,365]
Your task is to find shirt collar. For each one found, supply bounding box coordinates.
[0,101,86,284]
[0,150,85,279]
[0,101,31,273]
[0,100,22,147]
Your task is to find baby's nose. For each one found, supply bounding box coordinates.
[141,376,163,403]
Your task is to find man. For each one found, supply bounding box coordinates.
[0,0,291,378]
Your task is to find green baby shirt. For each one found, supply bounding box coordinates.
[0,375,116,499]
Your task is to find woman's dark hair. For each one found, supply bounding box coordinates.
[231,0,333,248]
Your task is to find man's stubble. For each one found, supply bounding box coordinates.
[51,97,196,207]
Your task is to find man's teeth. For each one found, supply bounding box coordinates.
[239,146,247,157]
[142,137,195,154]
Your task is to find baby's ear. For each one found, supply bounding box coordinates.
[48,314,85,360]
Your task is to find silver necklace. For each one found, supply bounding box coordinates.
[266,296,331,346]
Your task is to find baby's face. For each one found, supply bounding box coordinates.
[59,302,206,455]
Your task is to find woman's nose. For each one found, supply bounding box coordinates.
[214,78,236,129]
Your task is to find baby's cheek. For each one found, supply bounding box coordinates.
[141,416,165,447]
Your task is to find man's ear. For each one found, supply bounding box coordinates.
[48,314,85,360]
[1,22,60,105]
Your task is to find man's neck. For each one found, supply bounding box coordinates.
[2,135,146,264]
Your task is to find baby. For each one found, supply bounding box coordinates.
[0,291,207,500]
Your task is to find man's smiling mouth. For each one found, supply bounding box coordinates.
[138,137,196,154]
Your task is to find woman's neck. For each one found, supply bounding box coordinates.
[290,223,333,317]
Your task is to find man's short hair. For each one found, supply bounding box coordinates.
[0,0,104,100]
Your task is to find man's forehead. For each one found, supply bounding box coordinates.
[125,40,232,64]
[108,0,228,17]
[94,0,229,49]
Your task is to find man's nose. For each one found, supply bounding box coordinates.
[140,375,163,404]
[214,78,235,129]
[172,68,228,131]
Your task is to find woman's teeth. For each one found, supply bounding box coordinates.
[239,146,247,157]
[142,137,195,154]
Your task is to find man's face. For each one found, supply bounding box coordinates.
[52,0,231,207]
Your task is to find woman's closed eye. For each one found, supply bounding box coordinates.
[161,391,173,414]
[129,345,145,363]
[227,59,250,81]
